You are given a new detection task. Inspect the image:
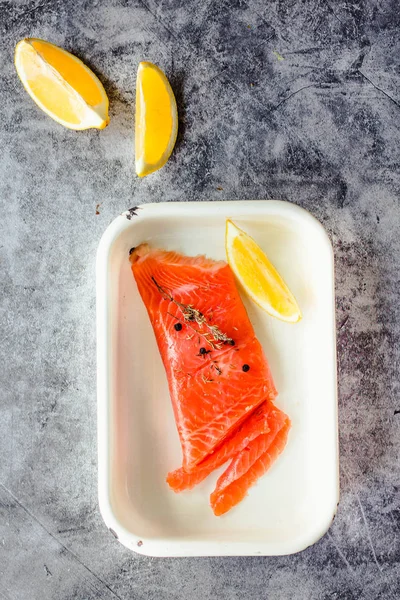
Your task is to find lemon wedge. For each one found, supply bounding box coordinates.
[225,219,302,323]
[135,61,178,177]
[14,38,109,130]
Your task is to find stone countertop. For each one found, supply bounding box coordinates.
[1,1,400,598]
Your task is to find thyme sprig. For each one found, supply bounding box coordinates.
[152,277,234,348]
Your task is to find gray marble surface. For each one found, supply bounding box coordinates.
[1,0,400,598]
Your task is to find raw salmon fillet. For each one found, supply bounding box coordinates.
[130,244,277,472]
[130,244,291,515]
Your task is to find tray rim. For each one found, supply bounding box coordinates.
[96,199,339,557]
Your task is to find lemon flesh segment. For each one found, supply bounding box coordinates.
[135,61,178,177]
[14,38,109,130]
[225,220,302,323]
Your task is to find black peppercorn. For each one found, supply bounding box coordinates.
[199,347,207,355]
[242,364,250,372]
[174,322,183,331]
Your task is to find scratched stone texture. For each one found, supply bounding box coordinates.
[1,0,400,598]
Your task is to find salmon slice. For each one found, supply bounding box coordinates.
[210,419,291,516]
[167,400,274,492]
[130,244,277,472]
[212,406,289,495]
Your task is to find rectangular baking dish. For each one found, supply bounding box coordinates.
[97,200,339,557]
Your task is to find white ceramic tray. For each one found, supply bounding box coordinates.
[97,200,339,557]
